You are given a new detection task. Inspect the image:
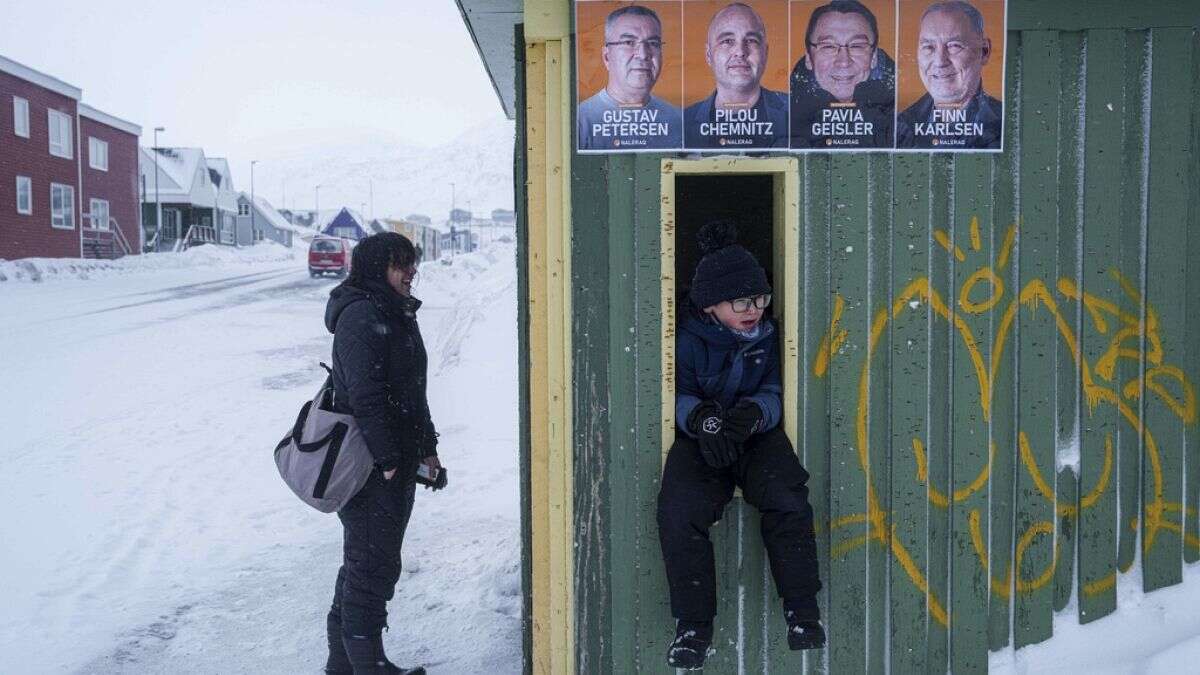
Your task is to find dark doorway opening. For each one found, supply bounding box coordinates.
[674,174,776,311]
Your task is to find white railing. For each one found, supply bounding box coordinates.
[108,217,132,256]
[174,224,195,252]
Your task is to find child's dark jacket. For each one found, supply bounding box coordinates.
[675,302,783,437]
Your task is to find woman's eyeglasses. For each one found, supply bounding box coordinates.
[728,294,771,313]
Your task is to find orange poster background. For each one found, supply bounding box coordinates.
[576,1,685,107]
[896,0,1005,112]
[788,0,897,80]
[681,0,791,107]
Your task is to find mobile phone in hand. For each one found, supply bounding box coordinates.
[415,463,448,490]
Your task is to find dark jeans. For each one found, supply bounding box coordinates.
[657,427,821,622]
[329,468,417,638]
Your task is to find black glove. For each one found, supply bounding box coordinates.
[722,400,764,446]
[687,400,740,468]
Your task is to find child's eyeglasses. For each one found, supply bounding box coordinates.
[728,294,771,313]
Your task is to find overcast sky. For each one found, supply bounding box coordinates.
[0,0,507,201]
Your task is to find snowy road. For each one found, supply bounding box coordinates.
[0,247,521,674]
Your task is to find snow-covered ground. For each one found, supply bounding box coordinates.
[0,242,520,673]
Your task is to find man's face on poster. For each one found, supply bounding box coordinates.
[917,6,991,106]
[705,4,768,95]
[602,13,664,103]
[806,10,878,102]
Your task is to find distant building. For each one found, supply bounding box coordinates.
[236,193,309,247]
[280,209,317,229]
[0,54,141,260]
[139,147,239,250]
[440,221,478,256]
[384,217,440,261]
[321,207,369,240]
[491,208,515,225]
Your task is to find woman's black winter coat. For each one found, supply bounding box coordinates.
[324,280,438,472]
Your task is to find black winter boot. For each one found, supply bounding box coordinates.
[324,614,353,674]
[785,610,826,650]
[666,620,713,670]
[342,634,426,675]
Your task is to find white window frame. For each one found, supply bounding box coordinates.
[88,137,108,171]
[16,176,32,214]
[13,97,29,138]
[48,109,72,159]
[89,198,110,230]
[238,203,250,216]
[50,183,75,229]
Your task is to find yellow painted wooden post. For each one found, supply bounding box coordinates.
[524,2,573,672]
[524,38,550,675]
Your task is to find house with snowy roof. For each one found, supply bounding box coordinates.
[235,193,310,247]
[138,147,239,250]
[319,207,369,241]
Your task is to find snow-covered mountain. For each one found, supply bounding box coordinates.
[246,117,514,223]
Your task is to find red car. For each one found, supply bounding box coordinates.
[308,237,353,277]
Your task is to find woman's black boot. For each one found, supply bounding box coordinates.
[324,614,353,674]
[343,634,426,675]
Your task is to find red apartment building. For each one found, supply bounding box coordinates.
[0,54,141,260]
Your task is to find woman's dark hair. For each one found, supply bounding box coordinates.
[345,232,417,287]
[805,0,879,48]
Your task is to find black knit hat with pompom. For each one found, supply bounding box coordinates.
[689,220,771,309]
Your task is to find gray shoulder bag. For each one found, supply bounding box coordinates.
[274,372,375,513]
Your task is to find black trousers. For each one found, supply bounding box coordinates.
[657,427,821,622]
[329,468,417,638]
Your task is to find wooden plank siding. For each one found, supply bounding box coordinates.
[1077,28,1124,623]
[1140,27,1192,593]
[510,2,1200,672]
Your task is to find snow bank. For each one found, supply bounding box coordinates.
[991,562,1200,673]
[0,241,300,284]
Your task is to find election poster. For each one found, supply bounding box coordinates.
[680,1,791,150]
[789,0,897,149]
[575,1,685,151]
[574,0,1006,154]
[895,0,1006,149]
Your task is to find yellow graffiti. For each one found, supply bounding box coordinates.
[814,217,1198,629]
[935,229,966,262]
[813,294,848,378]
[911,438,993,508]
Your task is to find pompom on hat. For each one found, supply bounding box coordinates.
[689,220,771,310]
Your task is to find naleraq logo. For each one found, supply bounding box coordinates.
[702,416,722,434]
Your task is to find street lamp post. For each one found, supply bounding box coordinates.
[250,160,258,246]
[315,184,321,232]
[153,126,164,251]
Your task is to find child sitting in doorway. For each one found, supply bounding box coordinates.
[658,221,824,669]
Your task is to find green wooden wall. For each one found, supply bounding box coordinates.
[560,5,1200,673]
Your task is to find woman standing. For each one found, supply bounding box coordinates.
[322,232,439,675]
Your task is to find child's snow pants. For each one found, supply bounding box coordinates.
[657,427,822,622]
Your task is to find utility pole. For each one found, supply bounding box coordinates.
[153,126,164,251]
[466,199,473,253]
[250,159,257,245]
